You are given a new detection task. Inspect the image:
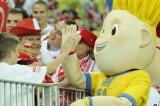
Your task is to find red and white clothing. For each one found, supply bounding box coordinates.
[41,24,54,56]
[48,55,99,83]
[40,24,58,64]
[0,0,9,32]
[17,51,41,65]
[0,62,46,84]
[41,24,54,42]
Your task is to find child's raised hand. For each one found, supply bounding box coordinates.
[61,25,81,55]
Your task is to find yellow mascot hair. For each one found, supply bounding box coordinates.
[113,0,160,35]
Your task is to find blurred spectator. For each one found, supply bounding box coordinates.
[13,0,26,8]
[32,0,54,42]
[88,4,102,24]
[6,8,28,32]
[68,8,80,20]
[0,0,9,32]
[10,18,41,65]
[59,9,69,21]
[41,19,78,65]
[8,0,48,16]
[48,0,60,24]
[59,8,80,21]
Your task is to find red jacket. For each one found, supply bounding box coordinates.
[0,0,9,32]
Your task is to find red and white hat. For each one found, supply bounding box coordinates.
[79,28,97,48]
[10,18,41,36]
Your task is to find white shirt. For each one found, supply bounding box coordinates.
[41,24,54,42]
[0,63,47,84]
[147,87,160,106]
[0,62,47,106]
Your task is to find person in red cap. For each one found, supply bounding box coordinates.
[74,28,98,72]
[41,19,79,65]
[10,18,41,65]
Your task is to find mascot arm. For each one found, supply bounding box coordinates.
[62,53,86,89]
[71,96,132,106]
[92,96,132,106]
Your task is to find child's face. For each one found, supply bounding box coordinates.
[75,41,91,58]
[19,35,41,57]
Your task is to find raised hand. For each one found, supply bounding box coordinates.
[61,25,81,56]
[62,25,78,45]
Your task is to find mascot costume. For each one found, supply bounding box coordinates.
[60,0,160,106]
[146,22,160,85]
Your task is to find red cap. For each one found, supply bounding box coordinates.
[10,18,41,36]
[79,28,97,48]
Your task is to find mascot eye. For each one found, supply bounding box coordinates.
[111,24,118,36]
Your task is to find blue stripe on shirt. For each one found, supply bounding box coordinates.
[120,93,136,106]
[88,97,93,106]
[84,73,91,91]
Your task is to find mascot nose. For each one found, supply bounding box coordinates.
[96,35,109,45]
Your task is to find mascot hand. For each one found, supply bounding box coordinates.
[62,25,79,45]
[61,25,81,55]
[70,99,85,106]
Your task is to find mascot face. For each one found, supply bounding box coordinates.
[94,10,155,75]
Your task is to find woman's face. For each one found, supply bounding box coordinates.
[75,41,91,58]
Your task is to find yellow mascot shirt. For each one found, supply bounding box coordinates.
[84,69,151,106]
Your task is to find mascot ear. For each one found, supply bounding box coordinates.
[140,28,152,48]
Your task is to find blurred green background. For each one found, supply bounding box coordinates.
[57,0,106,18]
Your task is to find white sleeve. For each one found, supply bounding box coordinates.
[0,64,47,84]
[147,87,160,106]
